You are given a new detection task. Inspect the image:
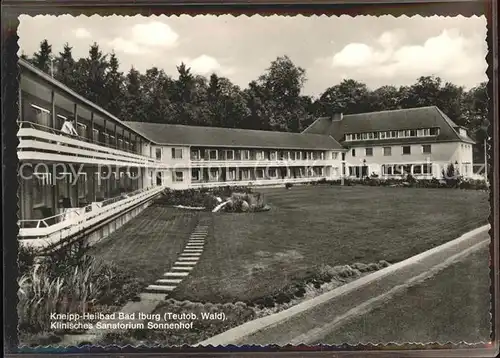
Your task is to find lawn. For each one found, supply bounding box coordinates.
[173,185,489,303]
[317,246,492,344]
[88,205,201,287]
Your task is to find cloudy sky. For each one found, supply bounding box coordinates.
[18,15,487,96]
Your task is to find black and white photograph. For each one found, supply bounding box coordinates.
[14,12,493,349]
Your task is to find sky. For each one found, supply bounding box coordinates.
[18,15,488,96]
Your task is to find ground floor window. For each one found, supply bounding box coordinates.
[191,169,201,181]
[227,169,236,181]
[209,168,220,181]
[240,169,250,180]
[172,171,183,183]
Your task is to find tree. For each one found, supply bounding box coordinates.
[32,39,53,74]
[84,43,109,107]
[54,43,76,88]
[122,67,147,122]
[316,79,372,116]
[463,82,489,162]
[258,55,307,131]
[104,52,125,116]
[367,85,401,112]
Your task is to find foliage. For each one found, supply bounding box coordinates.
[17,243,141,334]
[23,39,488,142]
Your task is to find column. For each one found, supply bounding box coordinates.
[51,90,56,129]
[90,112,94,143]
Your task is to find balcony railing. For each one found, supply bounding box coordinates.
[18,121,159,167]
[18,186,165,249]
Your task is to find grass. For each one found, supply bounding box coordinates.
[318,247,492,344]
[173,185,489,302]
[88,205,200,292]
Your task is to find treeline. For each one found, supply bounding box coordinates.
[23,40,488,148]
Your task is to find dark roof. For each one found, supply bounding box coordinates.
[124,122,344,150]
[302,106,475,145]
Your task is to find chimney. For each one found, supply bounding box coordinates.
[332,112,343,121]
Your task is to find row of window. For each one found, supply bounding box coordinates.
[169,167,327,183]
[28,104,139,153]
[381,164,433,175]
[351,145,432,157]
[155,148,336,161]
[345,128,440,142]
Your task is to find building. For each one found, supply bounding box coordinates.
[17,59,343,251]
[303,108,476,179]
[17,58,478,250]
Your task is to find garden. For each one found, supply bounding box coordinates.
[18,180,490,347]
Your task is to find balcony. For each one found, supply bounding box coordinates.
[17,121,159,167]
[18,186,165,250]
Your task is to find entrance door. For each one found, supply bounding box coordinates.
[156,172,162,186]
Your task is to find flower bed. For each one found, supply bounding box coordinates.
[298,177,488,190]
[156,186,270,213]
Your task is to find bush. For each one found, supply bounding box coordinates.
[285,183,293,189]
[17,244,139,335]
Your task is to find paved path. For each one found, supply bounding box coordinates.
[198,225,490,346]
[59,217,211,347]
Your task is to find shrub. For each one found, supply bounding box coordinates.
[17,245,138,335]
[285,183,293,189]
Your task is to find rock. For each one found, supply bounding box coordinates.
[241,200,249,212]
[351,262,369,272]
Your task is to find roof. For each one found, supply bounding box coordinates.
[124,122,344,150]
[302,106,475,145]
[18,59,151,142]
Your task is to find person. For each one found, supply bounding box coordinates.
[61,116,78,136]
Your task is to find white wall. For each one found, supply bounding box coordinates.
[343,141,474,178]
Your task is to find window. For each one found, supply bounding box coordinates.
[383,147,391,156]
[256,169,265,179]
[345,134,353,141]
[255,151,265,160]
[269,168,277,178]
[355,133,361,140]
[241,150,250,160]
[77,173,87,198]
[332,152,338,160]
[365,148,373,156]
[422,144,432,154]
[380,132,386,139]
[155,148,162,160]
[402,146,411,155]
[33,171,51,207]
[77,123,87,138]
[227,169,236,181]
[413,165,422,174]
[270,151,278,160]
[191,169,201,181]
[118,139,123,149]
[405,130,411,137]
[171,148,183,159]
[391,131,398,138]
[209,149,218,160]
[173,171,184,182]
[386,166,393,175]
[362,133,368,140]
[191,149,201,160]
[423,128,430,136]
[92,128,99,143]
[320,152,325,160]
[241,169,250,180]
[368,132,374,139]
[209,168,219,181]
[351,149,356,157]
[410,130,417,137]
[393,165,402,175]
[430,128,439,136]
[225,150,235,160]
[422,164,432,174]
[398,130,405,138]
